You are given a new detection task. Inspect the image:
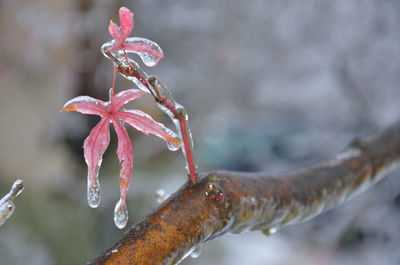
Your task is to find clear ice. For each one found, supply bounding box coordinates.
[114,199,129,229]
[87,175,101,208]
[155,189,170,204]
[150,77,197,176]
[190,246,201,259]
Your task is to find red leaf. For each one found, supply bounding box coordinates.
[119,7,134,38]
[111,117,133,204]
[108,20,124,44]
[61,96,107,116]
[111,88,145,111]
[83,117,111,187]
[115,109,180,147]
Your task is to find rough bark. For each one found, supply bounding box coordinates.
[88,122,400,265]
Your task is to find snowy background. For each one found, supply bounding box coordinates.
[1,0,400,264]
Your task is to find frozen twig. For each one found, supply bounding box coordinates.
[87,121,400,265]
[102,49,198,183]
[0,179,25,226]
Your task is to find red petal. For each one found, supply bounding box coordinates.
[115,109,181,147]
[108,20,125,44]
[61,96,107,116]
[119,7,134,38]
[111,117,133,203]
[84,117,111,186]
[111,88,145,111]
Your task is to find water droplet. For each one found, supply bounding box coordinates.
[190,246,201,259]
[114,200,129,229]
[270,227,278,234]
[262,227,278,236]
[87,177,101,208]
[167,138,181,151]
[205,183,225,202]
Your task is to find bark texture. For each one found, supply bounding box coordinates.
[88,122,400,265]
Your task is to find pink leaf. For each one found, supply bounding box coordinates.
[119,7,134,38]
[111,117,133,204]
[115,109,180,147]
[61,96,107,116]
[111,88,145,111]
[83,117,111,186]
[108,20,124,44]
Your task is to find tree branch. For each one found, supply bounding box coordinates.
[88,122,400,265]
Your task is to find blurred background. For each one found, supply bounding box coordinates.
[1,0,400,264]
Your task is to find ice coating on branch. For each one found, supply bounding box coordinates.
[0,179,24,226]
[114,199,129,229]
[149,76,197,176]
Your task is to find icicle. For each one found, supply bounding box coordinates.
[190,245,202,259]
[0,179,24,226]
[87,172,101,208]
[114,199,129,229]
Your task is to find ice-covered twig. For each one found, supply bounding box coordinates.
[102,49,198,183]
[0,179,25,226]
[87,121,400,265]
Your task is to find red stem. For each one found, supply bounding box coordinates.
[111,66,117,97]
[131,71,198,183]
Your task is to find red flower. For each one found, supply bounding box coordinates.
[106,7,164,67]
[62,88,180,228]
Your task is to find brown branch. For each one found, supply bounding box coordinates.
[87,122,400,265]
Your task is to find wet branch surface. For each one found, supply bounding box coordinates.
[88,122,400,265]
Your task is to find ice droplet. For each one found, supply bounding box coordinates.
[87,177,101,208]
[190,246,201,259]
[155,189,170,204]
[166,137,181,151]
[114,200,129,229]
[262,227,279,236]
